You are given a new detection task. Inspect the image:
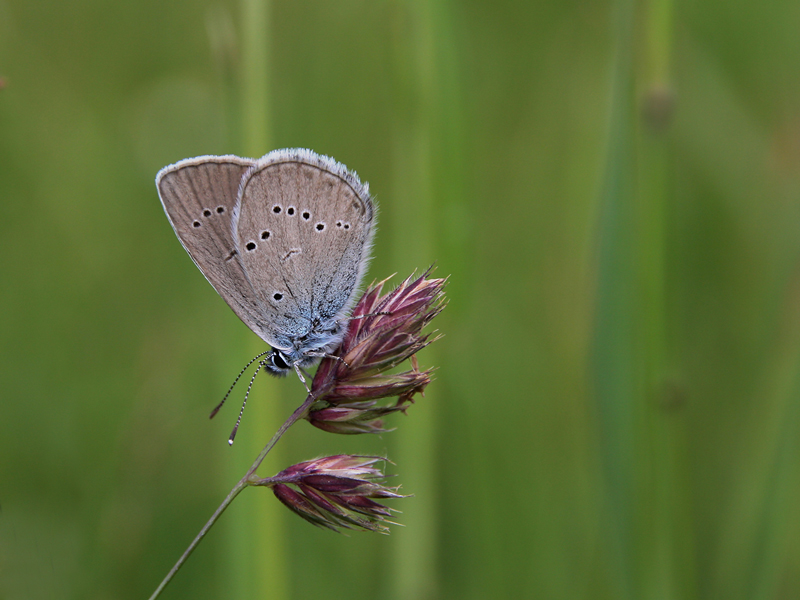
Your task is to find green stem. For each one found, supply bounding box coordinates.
[147,479,248,600]
[245,393,316,479]
[591,0,637,593]
[230,0,280,595]
[387,1,441,596]
[147,393,315,600]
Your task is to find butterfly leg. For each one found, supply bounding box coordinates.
[292,362,311,393]
[347,311,391,321]
[306,351,351,369]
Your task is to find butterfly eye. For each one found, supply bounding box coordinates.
[271,351,289,370]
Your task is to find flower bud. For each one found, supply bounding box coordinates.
[257,455,404,533]
[308,399,408,434]
[307,271,445,433]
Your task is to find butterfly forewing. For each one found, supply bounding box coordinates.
[156,156,275,339]
[234,150,375,347]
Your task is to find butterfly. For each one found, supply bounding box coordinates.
[156,148,376,384]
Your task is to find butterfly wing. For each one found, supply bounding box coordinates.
[233,149,375,349]
[156,155,276,341]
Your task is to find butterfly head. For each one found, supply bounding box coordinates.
[264,348,292,376]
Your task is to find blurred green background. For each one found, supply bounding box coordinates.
[2,0,800,598]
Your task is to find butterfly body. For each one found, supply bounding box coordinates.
[156,149,376,376]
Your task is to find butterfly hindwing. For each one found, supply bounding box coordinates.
[233,149,375,348]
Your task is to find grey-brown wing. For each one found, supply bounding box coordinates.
[156,155,275,341]
[233,149,375,345]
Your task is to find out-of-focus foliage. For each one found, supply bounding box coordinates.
[2,0,800,598]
